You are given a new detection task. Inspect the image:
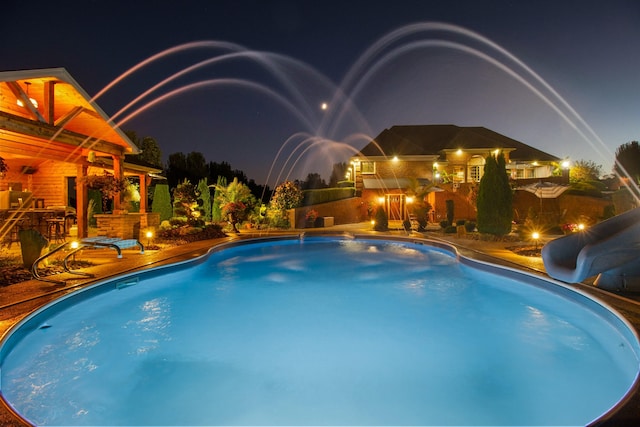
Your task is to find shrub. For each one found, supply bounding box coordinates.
[440,220,450,229]
[374,207,388,231]
[444,225,457,234]
[446,199,454,225]
[465,221,476,232]
[456,219,466,226]
[152,183,173,222]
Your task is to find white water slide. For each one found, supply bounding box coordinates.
[541,207,640,291]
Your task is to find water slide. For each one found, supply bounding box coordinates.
[541,207,640,291]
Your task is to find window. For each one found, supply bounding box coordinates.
[470,165,482,182]
[361,161,375,174]
[467,156,485,182]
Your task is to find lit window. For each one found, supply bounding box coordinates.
[470,165,482,182]
[361,161,375,174]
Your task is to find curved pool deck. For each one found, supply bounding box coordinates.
[1,227,639,426]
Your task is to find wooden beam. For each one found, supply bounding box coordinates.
[5,81,47,123]
[0,111,126,156]
[54,106,84,128]
[44,81,56,125]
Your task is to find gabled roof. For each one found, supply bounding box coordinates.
[359,125,560,162]
[0,68,138,161]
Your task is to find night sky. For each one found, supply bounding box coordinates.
[3,0,639,186]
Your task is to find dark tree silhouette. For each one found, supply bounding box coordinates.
[615,141,640,183]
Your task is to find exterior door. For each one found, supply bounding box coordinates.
[387,194,404,220]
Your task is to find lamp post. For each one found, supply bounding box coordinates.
[532,231,540,251]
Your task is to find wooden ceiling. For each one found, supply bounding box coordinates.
[0,68,137,161]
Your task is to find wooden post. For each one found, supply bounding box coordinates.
[138,173,148,213]
[112,154,124,210]
[76,164,88,238]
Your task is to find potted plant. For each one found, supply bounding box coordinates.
[82,172,128,213]
[305,209,318,228]
[0,157,8,179]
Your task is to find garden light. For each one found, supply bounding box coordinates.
[532,231,540,250]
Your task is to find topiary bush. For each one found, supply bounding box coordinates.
[374,207,388,231]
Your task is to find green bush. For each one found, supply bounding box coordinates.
[152,183,173,222]
[444,225,457,234]
[440,220,450,229]
[465,221,476,232]
[374,207,388,231]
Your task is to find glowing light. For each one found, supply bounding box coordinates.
[577,223,585,231]
[406,196,414,204]
[532,231,541,250]
[433,162,438,168]
[16,98,38,108]
[392,156,399,162]
[562,160,571,169]
[377,197,385,204]
[320,102,328,110]
[456,149,463,155]
[70,241,79,249]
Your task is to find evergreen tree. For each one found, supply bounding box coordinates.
[373,206,389,231]
[197,178,212,222]
[614,140,640,183]
[211,176,227,222]
[151,183,173,222]
[476,152,513,236]
[172,179,204,226]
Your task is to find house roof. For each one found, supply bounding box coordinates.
[359,125,560,162]
[0,68,138,162]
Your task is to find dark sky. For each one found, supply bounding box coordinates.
[3,0,639,185]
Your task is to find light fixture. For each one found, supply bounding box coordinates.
[16,82,38,109]
[532,231,540,250]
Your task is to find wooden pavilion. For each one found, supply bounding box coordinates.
[0,68,160,242]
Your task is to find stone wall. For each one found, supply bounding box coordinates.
[95,213,160,239]
[291,197,367,228]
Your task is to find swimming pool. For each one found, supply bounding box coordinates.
[1,235,639,425]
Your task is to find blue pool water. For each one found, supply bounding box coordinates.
[1,236,639,425]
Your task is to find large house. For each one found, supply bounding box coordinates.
[350,125,564,223]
